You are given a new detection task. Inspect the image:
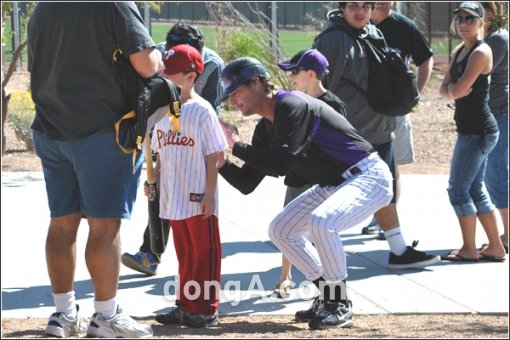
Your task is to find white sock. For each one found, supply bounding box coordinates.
[384,227,407,256]
[53,291,77,319]
[94,297,117,319]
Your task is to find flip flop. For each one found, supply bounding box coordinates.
[478,254,506,262]
[478,243,509,254]
[441,251,479,262]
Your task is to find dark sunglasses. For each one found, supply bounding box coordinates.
[290,68,305,75]
[455,15,478,24]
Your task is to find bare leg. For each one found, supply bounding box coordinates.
[453,214,479,260]
[374,204,400,232]
[478,211,506,258]
[46,212,81,293]
[280,254,292,282]
[498,208,509,249]
[85,218,121,301]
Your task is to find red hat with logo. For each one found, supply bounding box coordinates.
[162,44,204,76]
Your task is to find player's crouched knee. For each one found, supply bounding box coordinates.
[268,220,286,246]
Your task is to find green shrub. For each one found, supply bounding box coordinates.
[7,90,35,151]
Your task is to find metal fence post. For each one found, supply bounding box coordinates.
[270,1,278,59]
[144,3,151,35]
[13,2,21,71]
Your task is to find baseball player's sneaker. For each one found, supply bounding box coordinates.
[388,240,440,269]
[295,296,324,322]
[44,304,87,338]
[181,312,219,328]
[121,251,158,276]
[308,300,353,330]
[86,306,153,338]
[155,306,184,325]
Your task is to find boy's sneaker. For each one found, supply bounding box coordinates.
[180,312,219,328]
[388,240,441,269]
[295,296,324,322]
[86,306,153,338]
[308,300,353,330]
[155,306,184,325]
[121,251,158,276]
[44,304,87,338]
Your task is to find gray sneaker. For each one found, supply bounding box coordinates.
[86,306,153,338]
[45,304,87,338]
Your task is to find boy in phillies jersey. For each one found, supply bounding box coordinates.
[150,44,227,328]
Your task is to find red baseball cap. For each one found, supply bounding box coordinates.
[162,44,204,76]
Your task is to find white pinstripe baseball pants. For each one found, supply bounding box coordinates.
[268,153,393,282]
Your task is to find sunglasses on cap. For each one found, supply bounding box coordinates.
[455,15,478,24]
[290,68,306,75]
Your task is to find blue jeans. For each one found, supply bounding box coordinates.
[33,130,143,219]
[485,111,508,209]
[448,132,499,217]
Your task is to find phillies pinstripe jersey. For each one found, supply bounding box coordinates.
[152,97,227,220]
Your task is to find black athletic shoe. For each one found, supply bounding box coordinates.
[388,240,440,269]
[308,300,353,330]
[155,306,183,325]
[180,312,219,328]
[295,296,324,322]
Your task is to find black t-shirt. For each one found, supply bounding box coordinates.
[317,90,347,116]
[374,11,433,67]
[450,42,497,135]
[28,3,155,140]
[221,91,374,190]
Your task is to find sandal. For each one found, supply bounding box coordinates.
[478,243,508,254]
[273,279,292,298]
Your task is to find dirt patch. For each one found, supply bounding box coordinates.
[2,314,508,338]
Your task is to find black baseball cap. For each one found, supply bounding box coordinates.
[453,2,484,17]
[220,57,270,102]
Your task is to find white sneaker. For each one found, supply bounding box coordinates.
[86,306,153,338]
[45,304,87,338]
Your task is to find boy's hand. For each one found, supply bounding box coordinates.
[200,193,215,218]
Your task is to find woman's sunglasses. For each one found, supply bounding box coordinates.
[455,15,478,24]
[290,68,305,75]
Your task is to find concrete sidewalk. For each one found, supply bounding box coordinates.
[1,171,508,320]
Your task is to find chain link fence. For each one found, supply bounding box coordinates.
[148,1,463,65]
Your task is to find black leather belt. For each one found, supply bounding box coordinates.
[349,166,361,175]
[319,166,361,187]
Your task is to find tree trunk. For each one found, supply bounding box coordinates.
[1,40,27,155]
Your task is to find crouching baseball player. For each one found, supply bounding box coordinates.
[217,57,393,330]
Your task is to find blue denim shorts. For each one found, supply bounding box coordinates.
[33,130,143,219]
[373,142,396,204]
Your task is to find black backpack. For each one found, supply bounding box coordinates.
[318,25,420,116]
